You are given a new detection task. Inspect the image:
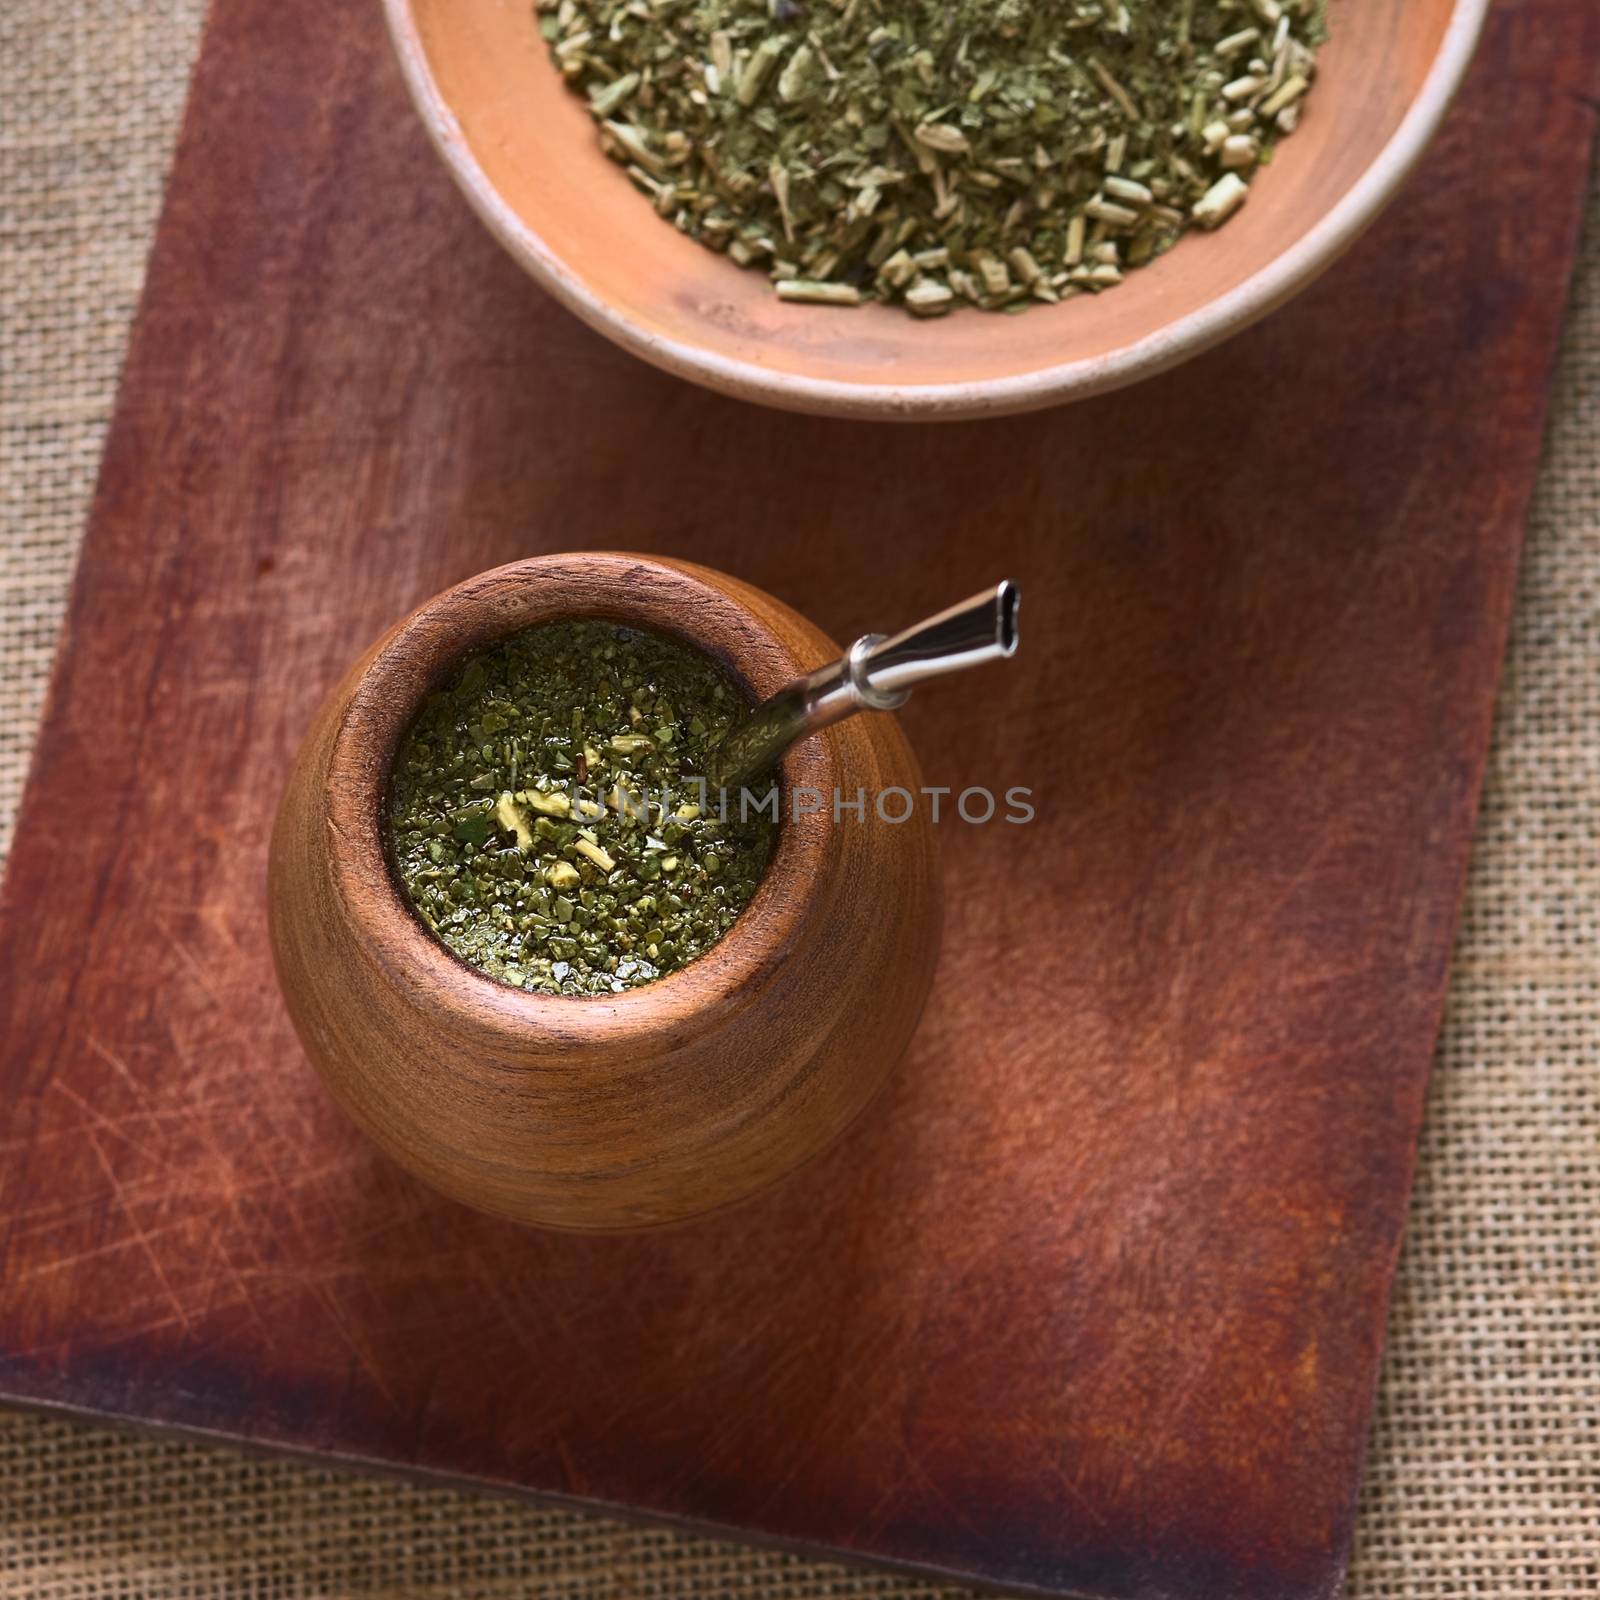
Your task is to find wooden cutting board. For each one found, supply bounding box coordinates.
[2,3,1595,1597]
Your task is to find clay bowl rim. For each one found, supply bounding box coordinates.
[383,0,1490,422]
[326,552,838,1055]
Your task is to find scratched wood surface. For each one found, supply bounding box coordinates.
[1,3,1596,1598]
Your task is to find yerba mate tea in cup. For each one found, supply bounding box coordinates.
[387,620,777,996]
[268,554,940,1232]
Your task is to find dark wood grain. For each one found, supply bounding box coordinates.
[1,3,1596,1598]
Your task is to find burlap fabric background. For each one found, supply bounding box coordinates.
[2,5,1596,1596]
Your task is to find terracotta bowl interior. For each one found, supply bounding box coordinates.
[332,558,835,1023]
[391,0,1481,414]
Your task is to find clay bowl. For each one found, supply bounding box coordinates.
[384,0,1487,420]
[267,554,941,1232]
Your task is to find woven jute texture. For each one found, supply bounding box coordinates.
[3,4,1597,1597]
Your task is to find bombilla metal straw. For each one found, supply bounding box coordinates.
[708,581,1020,792]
